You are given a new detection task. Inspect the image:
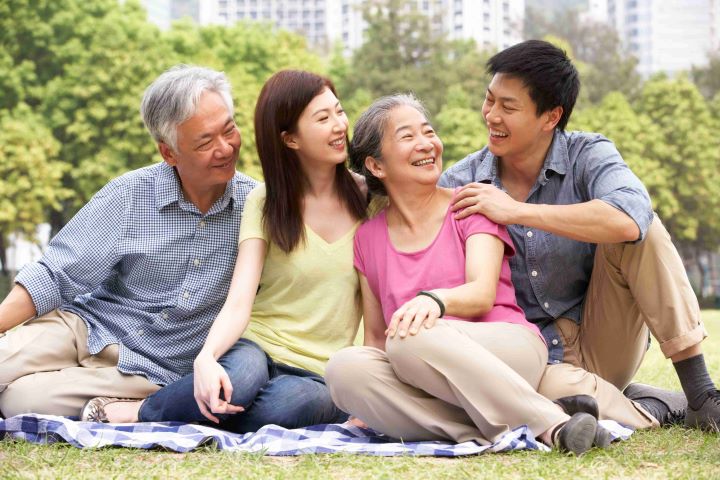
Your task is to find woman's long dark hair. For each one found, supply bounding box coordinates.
[254,70,366,253]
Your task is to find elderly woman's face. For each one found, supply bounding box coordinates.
[378,105,443,185]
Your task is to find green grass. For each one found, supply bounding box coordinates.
[2,314,720,479]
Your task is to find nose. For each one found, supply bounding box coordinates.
[415,138,433,152]
[485,103,501,125]
[215,136,234,157]
[332,114,347,133]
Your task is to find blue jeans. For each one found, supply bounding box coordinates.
[138,339,347,432]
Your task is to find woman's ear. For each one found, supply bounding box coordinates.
[365,156,385,178]
[281,131,300,150]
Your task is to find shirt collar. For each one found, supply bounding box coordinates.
[155,162,183,210]
[540,130,569,184]
[154,162,236,213]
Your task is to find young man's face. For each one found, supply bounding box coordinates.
[481,73,559,162]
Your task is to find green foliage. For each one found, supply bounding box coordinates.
[435,86,487,167]
[691,50,720,100]
[570,92,678,223]
[526,8,641,106]
[339,0,492,116]
[635,77,720,248]
[0,105,70,243]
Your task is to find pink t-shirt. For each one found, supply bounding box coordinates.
[354,200,541,338]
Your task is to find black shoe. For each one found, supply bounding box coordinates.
[555,394,599,419]
[685,390,720,432]
[623,383,687,426]
[554,412,598,455]
[593,424,613,448]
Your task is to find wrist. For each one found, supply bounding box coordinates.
[416,290,445,317]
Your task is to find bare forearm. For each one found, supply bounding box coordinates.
[433,283,494,319]
[0,284,37,333]
[514,200,640,243]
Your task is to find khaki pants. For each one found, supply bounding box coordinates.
[0,309,159,418]
[538,216,706,429]
[326,321,568,444]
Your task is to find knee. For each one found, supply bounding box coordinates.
[221,339,270,395]
[385,325,439,368]
[0,376,73,417]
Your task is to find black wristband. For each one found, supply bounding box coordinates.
[416,290,445,317]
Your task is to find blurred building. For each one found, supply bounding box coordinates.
[140,0,172,29]
[197,0,524,53]
[596,0,717,76]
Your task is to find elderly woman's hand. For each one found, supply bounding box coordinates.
[386,293,443,338]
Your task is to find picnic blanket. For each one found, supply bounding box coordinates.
[0,414,632,456]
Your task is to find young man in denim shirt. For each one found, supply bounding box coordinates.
[440,40,719,431]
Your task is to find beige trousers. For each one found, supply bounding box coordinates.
[0,309,159,418]
[326,320,568,444]
[538,216,706,429]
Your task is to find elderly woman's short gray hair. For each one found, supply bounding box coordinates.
[348,93,429,196]
[140,65,234,151]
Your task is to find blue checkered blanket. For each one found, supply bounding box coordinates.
[0,415,632,455]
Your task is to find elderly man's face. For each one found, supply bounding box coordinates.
[161,91,241,201]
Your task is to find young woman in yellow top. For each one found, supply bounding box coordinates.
[94,71,366,432]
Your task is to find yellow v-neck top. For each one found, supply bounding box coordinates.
[239,184,361,375]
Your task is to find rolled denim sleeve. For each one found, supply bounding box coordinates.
[14,181,130,316]
[578,136,654,242]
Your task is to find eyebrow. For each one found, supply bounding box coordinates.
[394,121,432,135]
[312,101,342,117]
[487,87,520,104]
[194,117,234,143]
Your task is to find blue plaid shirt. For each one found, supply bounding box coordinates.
[439,131,653,364]
[15,162,257,385]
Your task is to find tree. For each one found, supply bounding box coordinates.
[635,78,720,252]
[570,92,677,222]
[0,105,70,273]
[435,86,487,168]
[525,7,641,105]
[0,0,175,232]
[691,50,720,100]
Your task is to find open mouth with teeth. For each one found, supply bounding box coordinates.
[330,138,345,149]
[490,129,508,138]
[411,157,435,166]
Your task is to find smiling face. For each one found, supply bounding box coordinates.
[368,104,443,190]
[283,87,348,168]
[160,90,241,198]
[482,73,560,163]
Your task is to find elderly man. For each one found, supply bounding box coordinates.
[0,65,257,418]
[440,40,719,431]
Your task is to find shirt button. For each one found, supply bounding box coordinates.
[162,312,169,319]
[552,339,559,345]
[526,231,533,238]
[137,329,144,336]
[544,302,550,308]
[193,259,201,266]
[553,360,561,364]
[531,270,538,277]
[199,220,206,228]
[183,291,190,299]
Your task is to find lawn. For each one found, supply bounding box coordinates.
[2,313,720,479]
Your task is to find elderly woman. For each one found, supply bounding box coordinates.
[325,94,607,454]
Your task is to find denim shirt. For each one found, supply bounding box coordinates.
[439,130,653,364]
[16,162,258,385]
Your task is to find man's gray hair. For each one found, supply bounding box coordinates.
[140,65,234,151]
[349,93,429,196]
